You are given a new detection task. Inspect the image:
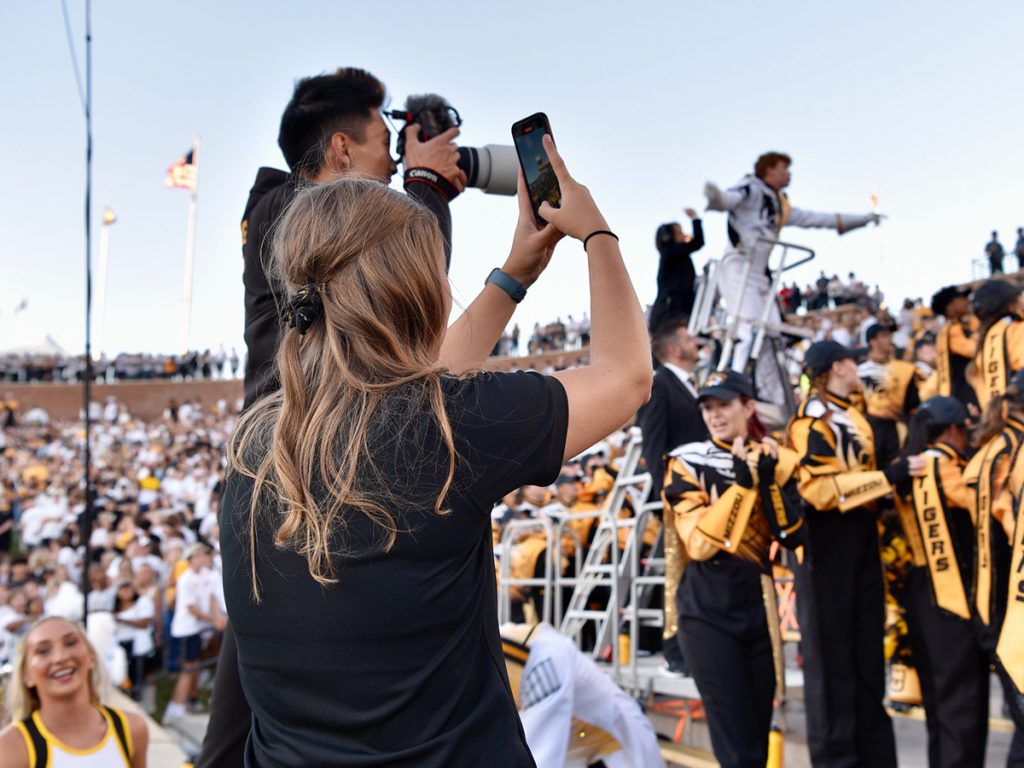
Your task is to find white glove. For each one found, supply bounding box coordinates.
[837,212,881,234]
[704,181,726,211]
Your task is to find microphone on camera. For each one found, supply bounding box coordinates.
[402,94,462,140]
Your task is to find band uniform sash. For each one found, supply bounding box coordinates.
[998,447,1024,692]
[974,438,1001,624]
[978,320,1010,412]
[778,191,792,228]
[894,493,926,566]
[936,325,952,398]
[912,457,970,619]
[761,573,785,698]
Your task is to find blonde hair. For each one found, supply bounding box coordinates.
[228,178,457,600]
[3,617,108,725]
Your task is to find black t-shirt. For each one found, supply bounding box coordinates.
[241,168,454,408]
[221,371,568,768]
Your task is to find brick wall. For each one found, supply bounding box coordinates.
[2,380,243,421]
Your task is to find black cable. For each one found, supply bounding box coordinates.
[80,0,94,627]
[59,0,87,115]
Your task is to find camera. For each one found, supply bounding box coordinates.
[387,94,517,196]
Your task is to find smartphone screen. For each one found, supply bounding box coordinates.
[512,113,561,225]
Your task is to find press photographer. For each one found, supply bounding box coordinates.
[240,67,469,407]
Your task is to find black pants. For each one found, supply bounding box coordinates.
[794,509,897,768]
[903,567,989,767]
[998,663,1024,767]
[680,616,774,768]
[197,624,250,767]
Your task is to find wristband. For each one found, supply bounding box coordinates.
[583,230,618,252]
[404,167,460,201]
[486,268,527,304]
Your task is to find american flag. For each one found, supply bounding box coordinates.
[164,149,198,190]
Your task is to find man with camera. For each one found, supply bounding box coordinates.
[201,66,468,766]
[241,66,467,407]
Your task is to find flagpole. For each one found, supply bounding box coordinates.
[95,207,116,361]
[181,134,200,354]
[81,0,95,628]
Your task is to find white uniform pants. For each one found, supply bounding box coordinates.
[717,249,780,371]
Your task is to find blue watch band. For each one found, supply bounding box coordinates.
[486,268,527,304]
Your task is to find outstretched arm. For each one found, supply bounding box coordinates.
[704,181,748,212]
[786,207,880,234]
[438,172,562,374]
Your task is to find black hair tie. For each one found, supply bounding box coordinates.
[284,284,323,335]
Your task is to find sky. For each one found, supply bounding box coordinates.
[1,0,1023,357]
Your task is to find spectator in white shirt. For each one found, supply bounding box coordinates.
[166,543,217,720]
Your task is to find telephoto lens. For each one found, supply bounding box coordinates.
[457,145,517,196]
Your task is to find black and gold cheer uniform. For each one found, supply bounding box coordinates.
[663,438,803,768]
[788,390,903,768]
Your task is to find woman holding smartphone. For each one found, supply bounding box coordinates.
[220,135,652,767]
[662,370,804,768]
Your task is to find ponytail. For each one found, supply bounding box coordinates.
[902,409,946,459]
[745,398,768,442]
[972,392,1008,448]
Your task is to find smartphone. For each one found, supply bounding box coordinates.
[511,113,561,225]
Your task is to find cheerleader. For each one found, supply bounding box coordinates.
[662,370,804,767]
[0,616,148,768]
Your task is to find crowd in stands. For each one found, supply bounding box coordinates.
[493,315,591,357]
[0,394,236,722]
[0,347,242,384]
[778,270,884,313]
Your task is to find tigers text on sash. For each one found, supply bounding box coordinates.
[980,321,1010,411]
[912,459,970,619]
[936,326,952,398]
[975,443,996,624]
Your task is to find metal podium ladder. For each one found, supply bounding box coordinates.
[689,237,817,421]
[558,428,653,680]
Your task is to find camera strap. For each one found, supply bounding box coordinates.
[404,167,460,201]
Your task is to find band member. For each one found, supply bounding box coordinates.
[858,322,922,466]
[703,151,880,370]
[969,371,1024,762]
[787,341,924,767]
[662,371,805,767]
[923,285,979,408]
[969,278,1024,411]
[895,397,989,768]
[501,623,666,768]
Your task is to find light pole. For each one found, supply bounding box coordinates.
[94,206,116,364]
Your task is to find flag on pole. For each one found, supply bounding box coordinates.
[164,150,198,190]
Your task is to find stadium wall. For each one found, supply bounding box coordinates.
[2,348,591,422]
